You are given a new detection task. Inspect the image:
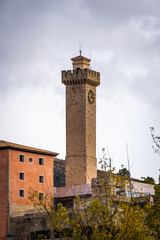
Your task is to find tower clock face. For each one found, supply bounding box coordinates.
[88,90,95,104]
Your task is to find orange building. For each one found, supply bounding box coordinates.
[0,140,58,240]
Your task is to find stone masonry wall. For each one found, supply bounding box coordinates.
[9,203,36,217]
[54,159,103,188]
[65,84,97,185]
[9,213,50,240]
[54,158,65,187]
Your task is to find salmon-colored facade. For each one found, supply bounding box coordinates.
[9,150,54,205]
[0,149,9,240]
[0,140,58,240]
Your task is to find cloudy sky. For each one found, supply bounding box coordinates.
[0,0,160,181]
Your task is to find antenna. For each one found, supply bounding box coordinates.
[107,146,111,170]
[126,142,130,175]
[126,142,133,200]
[89,49,92,70]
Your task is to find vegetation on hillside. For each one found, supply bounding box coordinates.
[29,148,160,239]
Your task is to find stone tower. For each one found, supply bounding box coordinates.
[62,54,100,186]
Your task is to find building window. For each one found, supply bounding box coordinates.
[19,189,25,198]
[19,172,25,180]
[39,175,44,184]
[39,157,44,166]
[19,154,25,162]
[39,192,44,200]
[29,157,33,163]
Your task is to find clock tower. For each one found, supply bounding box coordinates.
[62,54,100,186]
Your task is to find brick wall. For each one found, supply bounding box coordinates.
[0,149,9,240]
[9,150,54,209]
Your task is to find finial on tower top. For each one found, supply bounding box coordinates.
[71,45,91,70]
[79,43,82,56]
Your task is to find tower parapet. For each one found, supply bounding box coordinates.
[62,69,100,86]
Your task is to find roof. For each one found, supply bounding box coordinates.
[0,140,58,157]
[71,55,91,62]
[54,184,92,198]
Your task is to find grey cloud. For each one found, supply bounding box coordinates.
[1,0,160,181]
[85,0,160,21]
[1,0,160,107]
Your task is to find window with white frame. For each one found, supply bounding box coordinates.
[39,175,44,184]
[39,157,44,166]
[39,192,44,200]
[19,172,25,180]
[19,154,25,162]
[29,157,33,163]
[19,189,25,198]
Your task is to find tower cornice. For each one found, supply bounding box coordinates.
[62,68,100,87]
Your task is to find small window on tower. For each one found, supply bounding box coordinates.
[19,154,25,163]
[19,172,25,180]
[19,189,25,198]
[39,157,44,166]
[39,175,44,184]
